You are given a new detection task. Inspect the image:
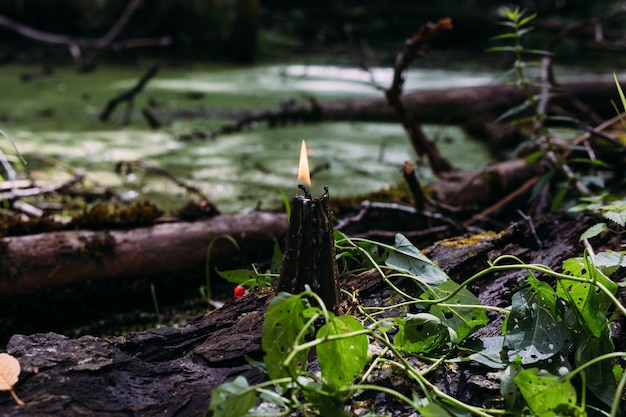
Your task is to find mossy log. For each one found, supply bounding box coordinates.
[0,212,616,416]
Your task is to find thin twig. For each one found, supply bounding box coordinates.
[385,18,455,175]
[100,64,160,125]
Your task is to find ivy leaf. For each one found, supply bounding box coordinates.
[427,280,488,343]
[316,315,369,388]
[515,368,581,416]
[385,234,448,285]
[394,313,456,354]
[262,292,314,380]
[205,376,256,417]
[579,222,607,241]
[0,353,24,407]
[503,274,565,364]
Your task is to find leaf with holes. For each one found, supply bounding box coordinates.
[385,234,448,285]
[262,292,314,380]
[316,314,368,388]
[575,329,617,407]
[205,375,256,417]
[500,361,523,408]
[467,336,506,369]
[515,368,582,416]
[0,353,24,406]
[503,273,566,364]
[394,313,456,354]
[426,279,488,343]
[558,257,616,337]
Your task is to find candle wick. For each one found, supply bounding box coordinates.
[298,184,312,199]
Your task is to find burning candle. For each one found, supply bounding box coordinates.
[276,140,340,312]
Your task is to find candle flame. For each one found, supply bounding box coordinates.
[298,139,311,187]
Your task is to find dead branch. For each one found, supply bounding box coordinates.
[100,64,160,126]
[0,175,84,201]
[0,0,172,68]
[385,18,455,175]
[114,160,214,205]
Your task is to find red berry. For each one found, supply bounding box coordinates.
[233,285,246,297]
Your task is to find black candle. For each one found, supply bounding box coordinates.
[276,141,340,312]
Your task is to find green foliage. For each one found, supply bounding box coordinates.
[503,273,566,364]
[316,315,369,388]
[385,234,449,285]
[205,376,256,417]
[261,292,314,380]
[207,228,626,416]
[426,279,488,343]
[515,368,582,417]
[394,313,456,354]
[570,194,626,243]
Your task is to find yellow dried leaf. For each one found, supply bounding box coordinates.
[0,353,24,406]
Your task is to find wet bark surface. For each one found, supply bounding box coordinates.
[0,211,618,416]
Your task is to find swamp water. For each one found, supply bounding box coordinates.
[0,63,495,213]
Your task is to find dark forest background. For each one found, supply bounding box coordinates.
[0,0,623,66]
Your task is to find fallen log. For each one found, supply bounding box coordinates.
[0,211,287,296]
[0,212,616,416]
[181,77,623,146]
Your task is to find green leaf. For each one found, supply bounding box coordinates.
[394,313,456,354]
[418,398,472,417]
[316,315,369,387]
[558,257,616,337]
[518,13,537,27]
[205,376,256,417]
[575,329,617,407]
[594,251,626,276]
[489,33,520,40]
[500,362,523,408]
[503,274,566,364]
[515,368,580,416]
[603,209,626,227]
[270,241,283,274]
[262,292,314,380]
[467,336,506,369]
[614,73,626,113]
[385,234,448,285]
[496,100,532,122]
[301,380,351,417]
[216,269,259,285]
[427,280,488,343]
[580,222,607,241]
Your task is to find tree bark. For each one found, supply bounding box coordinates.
[0,211,287,296]
[0,212,613,417]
